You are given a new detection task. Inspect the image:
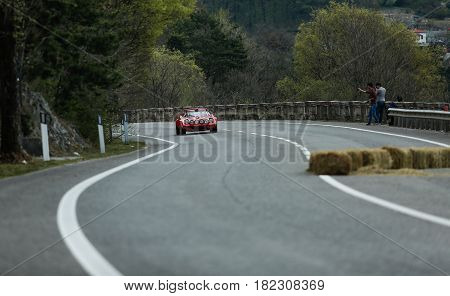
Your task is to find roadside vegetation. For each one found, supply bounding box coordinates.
[277,3,446,102]
[0,139,145,179]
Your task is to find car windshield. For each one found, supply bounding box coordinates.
[186,111,210,117]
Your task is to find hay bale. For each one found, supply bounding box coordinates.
[344,149,364,171]
[309,151,352,175]
[443,148,450,168]
[410,147,446,169]
[382,147,413,169]
[308,147,449,175]
[361,149,392,169]
[427,148,444,169]
[410,148,429,169]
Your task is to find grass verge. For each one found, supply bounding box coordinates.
[0,139,146,179]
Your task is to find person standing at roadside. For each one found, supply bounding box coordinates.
[375,82,386,124]
[358,83,378,125]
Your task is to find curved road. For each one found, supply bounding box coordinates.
[1,121,450,276]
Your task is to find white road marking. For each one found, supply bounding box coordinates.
[59,123,450,276]
[300,123,450,148]
[320,176,450,228]
[242,131,311,159]
[57,135,178,276]
[237,125,450,228]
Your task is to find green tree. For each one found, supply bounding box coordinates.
[18,0,122,141]
[279,2,445,102]
[122,48,207,108]
[211,15,293,104]
[18,0,196,140]
[167,9,248,84]
[200,0,330,30]
[113,0,196,108]
[115,0,197,50]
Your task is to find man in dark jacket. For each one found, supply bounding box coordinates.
[358,83,378,125]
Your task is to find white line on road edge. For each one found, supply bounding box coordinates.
[300,123,450,148]
[57,135,178,276]
[238,125,450,228]
[320,176,450,228]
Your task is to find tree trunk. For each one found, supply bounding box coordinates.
[0,1,25,162]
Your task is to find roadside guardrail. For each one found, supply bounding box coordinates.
[388,108,450,132]
[125,101,449,123]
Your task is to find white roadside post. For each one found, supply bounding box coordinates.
[121,118,124,142]
[97,115,106,154]
[40,112,50,161]
[123,113,129,145]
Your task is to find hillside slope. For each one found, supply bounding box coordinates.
[200,0,449,30]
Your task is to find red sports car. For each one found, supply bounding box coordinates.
[175,108,218,135]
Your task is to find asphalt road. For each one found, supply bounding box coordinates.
[1,121,450,276]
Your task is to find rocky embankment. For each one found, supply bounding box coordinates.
[9,88,89,156]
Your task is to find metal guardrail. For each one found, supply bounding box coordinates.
[112,123,138,137]
[388,108,450,132]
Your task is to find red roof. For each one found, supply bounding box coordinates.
[413,29,426,33]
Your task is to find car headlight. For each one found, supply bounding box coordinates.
[209,118,215,123]
[195,120,199,124]
[199,119,204,124]
[184,120,189,125]
[190,120,195,124]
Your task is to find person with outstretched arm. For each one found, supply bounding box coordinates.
[358,83,378,125]
[375,82,386,124]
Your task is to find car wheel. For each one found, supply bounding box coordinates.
[176,127,181,136]
[181,128,187,135]
[211,126,218,133]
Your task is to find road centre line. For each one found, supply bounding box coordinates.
[233,130,311,159]
[57,135,177,276]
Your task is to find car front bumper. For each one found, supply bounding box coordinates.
[182,124,216,132]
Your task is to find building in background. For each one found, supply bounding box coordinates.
[414,29,428,46]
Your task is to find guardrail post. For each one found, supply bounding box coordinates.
[40,112,50,161]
